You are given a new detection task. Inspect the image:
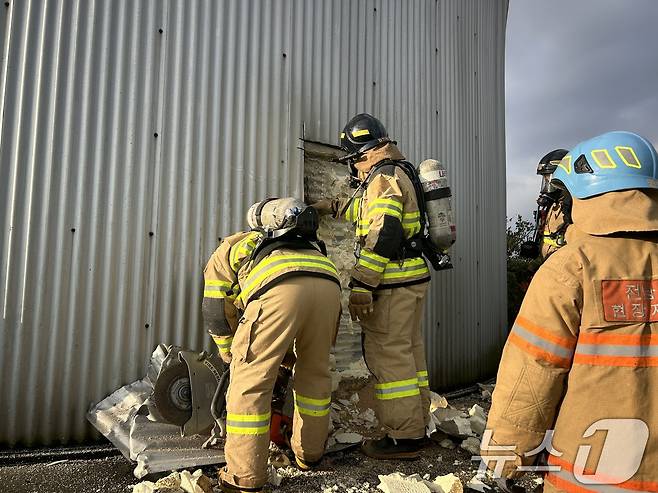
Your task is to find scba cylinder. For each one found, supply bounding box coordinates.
[418,159,456,251]
[247,197,307,231]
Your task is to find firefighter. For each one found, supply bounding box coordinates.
[537,149,570,259]
[520,149,570,260]
[313,113,431,459]
[203,198,342,493]
[484,131,658,491]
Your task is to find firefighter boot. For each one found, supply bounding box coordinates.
[361,436,424,460]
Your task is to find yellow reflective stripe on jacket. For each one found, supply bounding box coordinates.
[543,234,560,247]
[294,392,331,417]
[239,254,338,301]
[226,411,271,435]
[211,334,233,354]
[417,370,429,388]
[344,198,361,223]
[229,234,259,272]
[358,249,388,273]
[402,211,422,237]
[374,377,420,400]
[382,258,429,280]
[203,279,232,299]
[368,198,403,220]
[356,219,369,237]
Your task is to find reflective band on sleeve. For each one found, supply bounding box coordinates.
[345,198,361,223]
[417,370,429,388]
[226,411,271,435]
[211,334,233,354]
[574,333,658,367]
[374,378,421,400]
[204,279,233,299]
[294,392,331,417]
[368,198,403,220]
[239,254,338,301]
[358,250,388,273]
[352,287,371,294]
[508,316,576,368]
[230,234,259,272]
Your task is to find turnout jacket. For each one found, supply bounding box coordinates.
[202,231,340,351]
[486,189,658,492]
[335,143,430,289]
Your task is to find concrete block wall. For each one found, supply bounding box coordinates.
[303,141,363,371]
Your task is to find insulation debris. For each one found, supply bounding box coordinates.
[433,408,472,440]
[376,472,464,493]
[131,470,213,493]
[468,405,487,437]
[334,431,364,444]
[466,475,490,493]
[429,392,449,412]
[460,436,481,456]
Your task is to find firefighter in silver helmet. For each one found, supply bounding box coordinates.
[203,198,341,492]
[313,113,432,459]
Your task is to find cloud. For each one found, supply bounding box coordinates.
[505,0,658,219]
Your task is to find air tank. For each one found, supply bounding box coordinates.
[418,159,456,250]
[246,197,307,231]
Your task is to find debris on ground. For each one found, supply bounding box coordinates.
[477,383,495,402]
[438,439,456,450]
[376,471,464,493]
[432,408,472,440]
[460,437,481,457]
[269,443,292,469]
[335,431,364,444]
[468,405,487,437]
[268,465,283,487]
[429,392,449,412]
[466,475,490,492]
[131,469,213,493]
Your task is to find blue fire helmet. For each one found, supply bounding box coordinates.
[552,131,658,199]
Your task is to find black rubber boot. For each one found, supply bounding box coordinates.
[360,436,423,460]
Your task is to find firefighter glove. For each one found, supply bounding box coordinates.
[349,286,374,321]
[310,199,336,217]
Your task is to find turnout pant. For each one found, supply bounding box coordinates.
[219,276,341,489]
[359,282,430,439]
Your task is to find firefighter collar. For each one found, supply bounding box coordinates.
[571,189,658,235]
[355,142,406,176]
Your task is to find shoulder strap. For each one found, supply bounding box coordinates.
[249,233,326,267]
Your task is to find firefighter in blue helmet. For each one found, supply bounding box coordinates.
[484,131,658,491]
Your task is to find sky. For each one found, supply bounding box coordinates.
[505,0,658,220]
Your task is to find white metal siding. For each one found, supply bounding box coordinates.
[0,0,508,445]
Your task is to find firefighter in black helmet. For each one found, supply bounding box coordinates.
[314,113,432,459]
[520,149,571,260]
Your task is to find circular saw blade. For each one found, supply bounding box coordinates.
[152,362,193,426]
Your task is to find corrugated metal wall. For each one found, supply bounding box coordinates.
[0,0,508,445]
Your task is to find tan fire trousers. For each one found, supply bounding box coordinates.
[359,282,430,439]
[219,276,341,489]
